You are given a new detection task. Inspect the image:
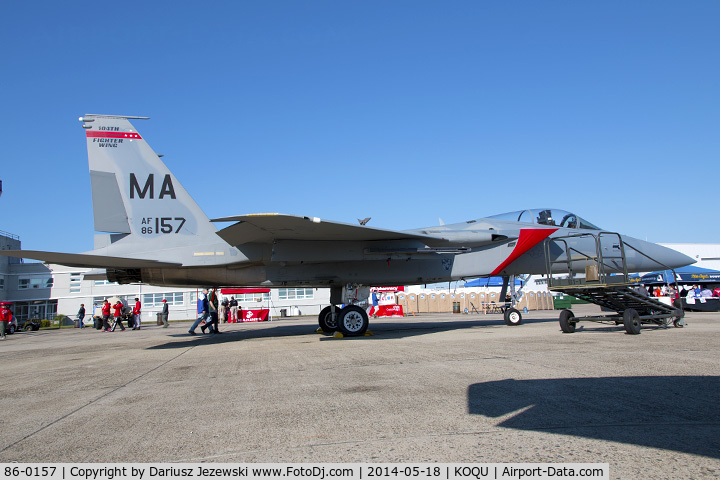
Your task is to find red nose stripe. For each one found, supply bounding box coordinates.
[491,228,557,276]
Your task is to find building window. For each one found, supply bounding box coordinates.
[94,280,118,286]
[70,273,82,293]
[18,276,53,289]
[0,277,4,290]
[143,292,184,307]
[233,292,269,303]
[12,301,57,322]
[278,288,314,300]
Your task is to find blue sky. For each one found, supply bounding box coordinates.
[1,1,718,255]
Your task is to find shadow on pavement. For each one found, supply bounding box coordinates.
[468,376,720,459]
[149,315,560,349]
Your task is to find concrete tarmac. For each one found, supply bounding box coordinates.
[0,306,718,479]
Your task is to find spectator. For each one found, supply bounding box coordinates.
[188,289,209,335]
[207,287,220,333]
[0,302,12,340]
[229,296,238,323]
[132,298,142,330]
[77,304,86,329]
[634,284,649,297]
[101,300,112,332]
[111,300,126,332]
[219,296,229,324]
[369,290,379,318]
[160,299,169,328]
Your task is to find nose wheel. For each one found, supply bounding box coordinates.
[503,307,523,326]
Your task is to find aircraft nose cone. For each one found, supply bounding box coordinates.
[624,238,696,271]
[663,247,696,269]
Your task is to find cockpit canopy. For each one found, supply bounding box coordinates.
[487,209,601,230]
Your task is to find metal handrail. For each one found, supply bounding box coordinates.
[545,231,630,288]
[546,232,682,300]
[0,230,20,241]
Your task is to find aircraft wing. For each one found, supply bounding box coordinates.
[0,250,182,269]
[212,214,447,246]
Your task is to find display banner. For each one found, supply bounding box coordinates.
[239,309,269,322]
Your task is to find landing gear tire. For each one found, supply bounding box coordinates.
[336,305,369,337]
[504,308,522,326]
[623,308,641,335]
[318,306,339,333]
[559,309,576,333]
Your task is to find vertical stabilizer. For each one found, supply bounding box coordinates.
[80,115,217,241]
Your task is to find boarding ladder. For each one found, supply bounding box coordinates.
[544,232,684,334]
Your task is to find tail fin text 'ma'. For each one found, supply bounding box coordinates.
[81,114,217,240]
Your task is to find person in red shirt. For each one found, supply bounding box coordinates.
[111,301,126,332]
[101,300,112,332]
[132,298,142,330]
[0,302,12,340]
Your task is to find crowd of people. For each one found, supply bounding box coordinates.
[78,296,170,331]
[73,288,244,335]
[634,283,720,301]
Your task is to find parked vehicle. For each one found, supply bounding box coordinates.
[16,318,40,332]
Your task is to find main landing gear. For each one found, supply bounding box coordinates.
[317,285,371,337]
[318,304,370,336]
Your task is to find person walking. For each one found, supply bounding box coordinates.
[207,287,220,333]
[132,298,142,330]
[101,300,112,332]
[160,299,169,327]
[111,300,126,332]
[0,302,12,340]
[189,289,209,335]
[369,290,379,318]
[77,304,86,328]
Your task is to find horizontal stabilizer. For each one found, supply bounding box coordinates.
[213,214,446,246]
[0,250,182,269]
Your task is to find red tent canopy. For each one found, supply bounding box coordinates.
[220,288,270,294]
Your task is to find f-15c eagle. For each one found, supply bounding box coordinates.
[0,115,694,336]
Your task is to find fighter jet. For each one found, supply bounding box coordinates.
[1,115,694,336]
